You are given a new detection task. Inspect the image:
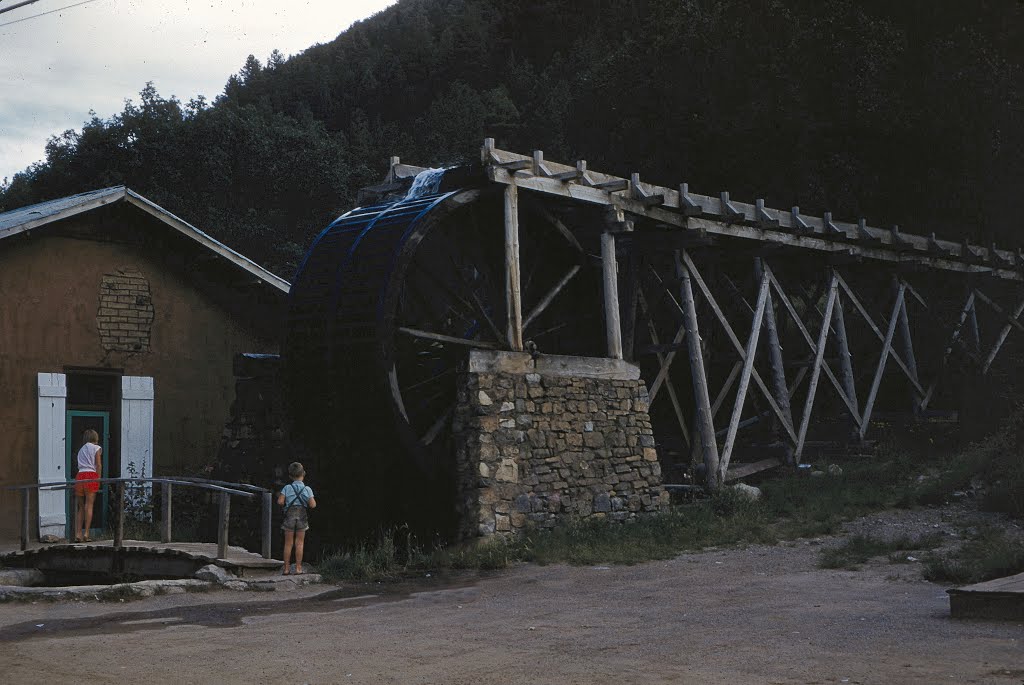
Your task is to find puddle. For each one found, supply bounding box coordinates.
[0,574,481,643]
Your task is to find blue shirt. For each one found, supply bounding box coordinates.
[281,481,313,509]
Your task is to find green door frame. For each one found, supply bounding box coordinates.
[66,410,110,536]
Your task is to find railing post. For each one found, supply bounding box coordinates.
[21,489,30,551]
[161,481,172,544]
[114,482,125,549]
[261,491,272,559]
[217,492,230,559]
[68,485,78,543]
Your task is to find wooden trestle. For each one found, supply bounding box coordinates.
[384,141,1024,489]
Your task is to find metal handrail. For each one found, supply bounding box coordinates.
[7,476,274,559]
[6,476,258,498]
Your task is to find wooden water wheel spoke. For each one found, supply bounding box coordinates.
[446,254,507,346]
[397,327,499,349]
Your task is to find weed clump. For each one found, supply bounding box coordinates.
[922,526,1024,585]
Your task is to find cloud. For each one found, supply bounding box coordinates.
[0,0,397,180]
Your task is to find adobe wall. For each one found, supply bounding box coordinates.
[454,351,669,538]
[0,232,277,539]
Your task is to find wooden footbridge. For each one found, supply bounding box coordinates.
[288,139,1024,496]
[3,477,278,572]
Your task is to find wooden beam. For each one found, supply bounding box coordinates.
[893,277,923,412]
[794,276,839,461]
[678,253,799,445]
[504,183,524,351]
[831,289,860,420]
[764,268,862,425]
[398,327,499,349]
[755,258,795,463]
[602,232,624,360]
[482,144,1023,281]
[524,265,581,330]
[638,289,691,447]
[859,285,906,439]
[718,272,771,479]
[919,290,975,411]
[725,457,782,481]
[977,292,1024,374]
[834,274,927,398]
[677,251,721,489]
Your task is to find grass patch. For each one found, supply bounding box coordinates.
[923,526,1024,585]
[818,532,945,570]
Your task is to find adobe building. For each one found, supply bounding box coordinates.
[0,187,289,541]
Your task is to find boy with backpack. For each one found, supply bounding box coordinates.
[278,461,317,575]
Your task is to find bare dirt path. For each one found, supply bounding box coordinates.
[0,506,1021,685]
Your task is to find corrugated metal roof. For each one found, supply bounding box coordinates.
[0,186,125,236]
[0,186,290,293]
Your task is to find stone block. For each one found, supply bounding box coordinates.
[478,390,494,406]
[593,493,612,513]
[510,511,528,528]
[514,494,532,513]
[583,421,594,432]
[611,496,625,511]
[495,514,511,532]
[494,502,511,514]
[478,462,490,478]
[495,458,519,483]
[583,432,605,448]
[643,448,659,462]
[500,401,515,413]
[639,434,656,448]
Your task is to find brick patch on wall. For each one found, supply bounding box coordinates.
[454,351,669,538]
[97,267,154,352]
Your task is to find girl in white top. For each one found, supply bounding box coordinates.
[74,429,102,542]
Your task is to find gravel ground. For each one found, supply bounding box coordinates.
[0,504,1021,685]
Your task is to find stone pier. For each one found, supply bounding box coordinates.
[453,351,669,538]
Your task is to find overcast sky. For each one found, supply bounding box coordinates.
[0,0,398,182]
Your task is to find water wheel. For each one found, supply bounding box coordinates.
[286,183,603,537]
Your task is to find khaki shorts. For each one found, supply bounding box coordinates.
[281,505,309,532]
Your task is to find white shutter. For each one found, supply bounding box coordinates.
[121,376,155,517]
[37,372,67,538]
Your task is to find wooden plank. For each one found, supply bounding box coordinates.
[504,183,524,351]
[601,232,624,360]
[725,457,782,481]
[794,278,839,461]
[711,361,743,419]
[397,327,499,349]
[892,278,922,410]
[677,251,721,488]
[858,285,906,439]
[718,273,770,478]
[677,254,800,445]
[835,274,928,398]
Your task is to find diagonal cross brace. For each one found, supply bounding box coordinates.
[858,284,906,439]
[679,252,799,446]
[835,274,927,399]
[794,276,839,461]
[764,268,863,425]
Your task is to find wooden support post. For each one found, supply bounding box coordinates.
[755,258,794,464]
[966,295,981,354]
[859,285,906,439]
[638,288,691,446]
[795,277,839,461]
[161,481,172,544]
[981,296,1024,375]
[831,288,859,430]
[21,489,29,551]
[622,243,640,361]
[677,251,721,489]
[602,232,624,359]
[114,482,125,550]
[892,277,922,413]
[217,492,231,560]
[920,290,976,411]
[262,491,273,560]
[719,272,770,479]
[504,182,524,351]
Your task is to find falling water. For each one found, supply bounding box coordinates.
[404,167,448,201]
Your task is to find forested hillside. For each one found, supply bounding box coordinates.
[3,0,1023,277]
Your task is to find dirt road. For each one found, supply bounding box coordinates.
[0,508,1021,684]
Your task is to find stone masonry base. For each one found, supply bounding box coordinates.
[454,351,669,538]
